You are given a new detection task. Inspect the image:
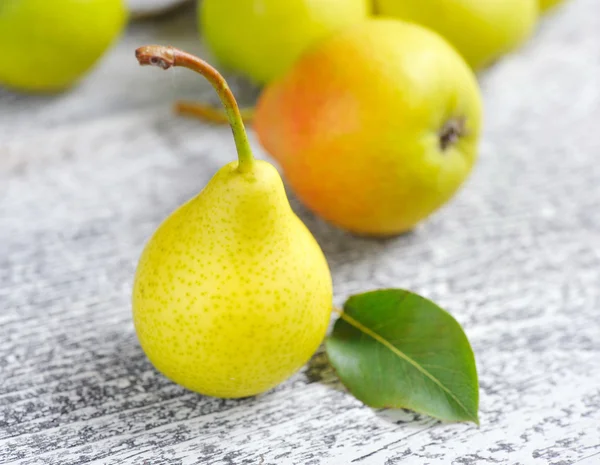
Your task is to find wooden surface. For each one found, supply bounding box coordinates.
[1,1,600,463]
[127,0,192,19]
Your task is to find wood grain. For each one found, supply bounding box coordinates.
[1,1,599,463]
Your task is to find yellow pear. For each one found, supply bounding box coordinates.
[375,0,538,69]
[133,46,332,398]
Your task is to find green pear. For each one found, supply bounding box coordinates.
[0,0,127,92]
[133,46,333,398]
[200,0,371,84]
[375,0,538,69]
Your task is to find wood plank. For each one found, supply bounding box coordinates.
[1,0,599,463]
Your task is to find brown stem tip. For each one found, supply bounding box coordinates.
[135,45,176,70]
[134,44,255,172]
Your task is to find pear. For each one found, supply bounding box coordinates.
[0,0,127,92]
[133,46,332,398]
[254,19,483,236]
[375,0,538,69]
[200,0,371,84]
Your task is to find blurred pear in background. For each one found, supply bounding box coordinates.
[0,0,127,92]
[200,0,371,84]
[374,0,539,69]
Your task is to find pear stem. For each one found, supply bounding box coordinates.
[175,100,255,125]
[135,45,254,173]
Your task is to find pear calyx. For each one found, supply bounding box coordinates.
[439,116,467,151]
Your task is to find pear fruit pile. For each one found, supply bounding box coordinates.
[255,19,482,236]
[0,0,126,92]
[186,0,570,236]
[133,46,332,398]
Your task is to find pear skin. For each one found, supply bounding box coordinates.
[0,0,126,92]
[201,0,371,84]
[375,0,538,69]
[134,162,332,397]
[255,19,483,236]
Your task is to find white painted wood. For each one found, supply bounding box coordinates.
[128,0,192,18]
[1,1,599,463]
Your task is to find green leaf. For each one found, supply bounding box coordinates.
[326,289,479,424]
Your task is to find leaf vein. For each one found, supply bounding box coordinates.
[340,311,477,422]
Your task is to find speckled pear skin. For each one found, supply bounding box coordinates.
[133,160,332,398]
